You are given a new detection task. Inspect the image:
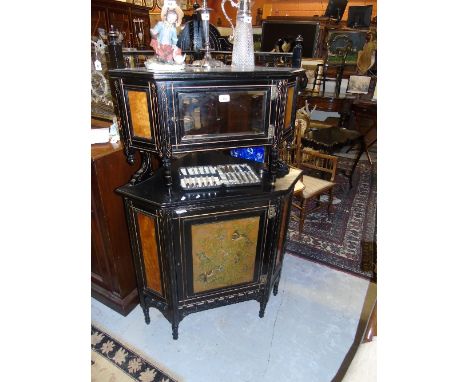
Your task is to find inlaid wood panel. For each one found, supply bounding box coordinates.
[137,212,163,294]
[191,217,260,293]
[127,90,152,139]
[284,86,295,130]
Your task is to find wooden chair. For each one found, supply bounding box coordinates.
[292,150,338,235]
[279,106,313,166]
[312,34,353,98]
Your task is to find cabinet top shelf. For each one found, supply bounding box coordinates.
[116,151,302,208]
[108,66,305,81]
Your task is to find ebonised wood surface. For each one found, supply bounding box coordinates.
[117,151,298,207]
[109,65,305,80]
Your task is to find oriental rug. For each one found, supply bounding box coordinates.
[91,325,178,382]
[286,156,377,281]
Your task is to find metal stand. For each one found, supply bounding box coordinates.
[195,0,224,68]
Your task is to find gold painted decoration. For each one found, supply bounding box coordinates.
[191,217,260,293]
[127,90,152,139]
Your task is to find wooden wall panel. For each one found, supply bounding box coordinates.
[208,0,268,27]
[262,0,377,20]
[91,141,140,316]
[206,0,376,28]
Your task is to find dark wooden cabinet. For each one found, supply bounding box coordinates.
[117,151,301,339]
[108,65,305,338]
[91,0,151,48]
[91,141,141,315]
[91,4,108,36]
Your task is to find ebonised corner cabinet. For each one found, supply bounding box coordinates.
[108,65,305,339]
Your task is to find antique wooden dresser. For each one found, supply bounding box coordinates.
[91,140,139,315]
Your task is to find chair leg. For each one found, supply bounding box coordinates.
[314,195,320,208]
[365,147,373,165]
[299,198,308,235]
[327,189,333,215]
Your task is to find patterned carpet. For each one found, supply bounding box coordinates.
[286,156,377,280]
[91,325,178,382]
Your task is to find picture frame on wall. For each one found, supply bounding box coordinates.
[326,30,367,64]
[346,75,371,94]
[261,20,320,58]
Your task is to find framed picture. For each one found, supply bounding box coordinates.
[346,75,371,94]
[261,20,320,58]
[326,30,367,64]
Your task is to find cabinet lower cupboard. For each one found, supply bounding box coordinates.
[117,151,301,339]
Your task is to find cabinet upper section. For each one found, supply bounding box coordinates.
[109,66,305,156]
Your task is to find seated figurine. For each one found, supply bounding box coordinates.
[149,1,185,64]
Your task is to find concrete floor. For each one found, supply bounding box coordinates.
[92,254,376,382]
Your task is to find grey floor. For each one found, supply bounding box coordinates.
[92,254,376,382]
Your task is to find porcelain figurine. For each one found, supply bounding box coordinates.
[149,0,185,64]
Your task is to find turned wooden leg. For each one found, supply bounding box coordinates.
[269,146,279,185]
[259,301,266,318]
[162,157,172,187]
[348,138,366,189]
[143,306,150,325]
[172,323,179,340]
[273,277,280,296]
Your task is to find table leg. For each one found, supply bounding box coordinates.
[347,137,366,189]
